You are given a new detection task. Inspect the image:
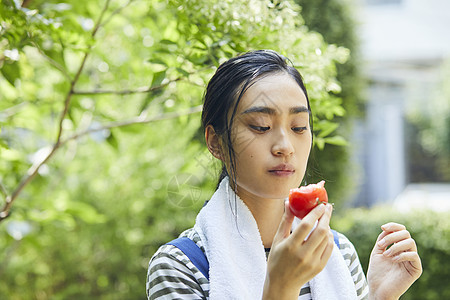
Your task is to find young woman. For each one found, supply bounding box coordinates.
[146,50,422,299]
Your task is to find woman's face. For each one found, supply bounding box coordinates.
[225,73,312,201]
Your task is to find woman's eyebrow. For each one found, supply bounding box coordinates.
[241,106,309,115]
[241,106,276,115]
[289,106,310,114]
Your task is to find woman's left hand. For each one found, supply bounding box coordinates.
[367,222,422,300]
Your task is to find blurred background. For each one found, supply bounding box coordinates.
[0,0,449,299]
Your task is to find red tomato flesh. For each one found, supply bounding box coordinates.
[289,180,328,219]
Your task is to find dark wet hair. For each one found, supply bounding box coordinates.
[201,50,313,189]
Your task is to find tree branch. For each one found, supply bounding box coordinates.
[91,0,111,37]
[60,105,203,146]
[0,104,202,221]
[72,78,182,95]
[99,0,136,29]
[0,0,112,222]
[55,0,111,143]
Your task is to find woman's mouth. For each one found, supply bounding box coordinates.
[268,164,295,177]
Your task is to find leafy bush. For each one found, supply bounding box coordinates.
[332,207,450,300]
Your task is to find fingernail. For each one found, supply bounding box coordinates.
[384,248,392,256]
[378,238,386,248]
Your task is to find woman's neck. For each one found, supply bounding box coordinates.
[236,187,285,248]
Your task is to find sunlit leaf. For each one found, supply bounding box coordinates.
[1,61,21,87]
[317,121,339,138]
[324,135,347,146]
[147,58,167,67]
[151,70,166,88]
[175,67,190,77]
[42,48,66,70]
[159,39,177,45]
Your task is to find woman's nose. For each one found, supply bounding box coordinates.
[271,130,294,156]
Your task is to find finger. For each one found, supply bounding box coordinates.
[392,251,423,281]
[378,229,411,249]
[383,238,417,257]
[392,251,422,269]
[315,230,334,261]
[376,230,389,242]
[372,230,389,254]
[284,199,295,219]
[309,227,331,255]
[290,203,327,243]
[320,234,335,263]
[307,230,334,270]
[304,204,333,248]
[318,203,333,226]
[272,201,295,245]
[381,222,406,233]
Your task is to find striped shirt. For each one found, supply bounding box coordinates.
[147,228,369,299]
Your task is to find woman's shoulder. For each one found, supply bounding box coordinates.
[334,231,355,250]
[146,228,209,299]
[149,227,206,268]
[179,227,206,252]
[333,230,361,265]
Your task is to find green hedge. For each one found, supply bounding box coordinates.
[332,207,450,299]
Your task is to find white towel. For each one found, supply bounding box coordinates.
[194,177,357,299]
[310,243,358,299]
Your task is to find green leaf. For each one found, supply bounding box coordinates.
[186,52,208,65]
[151,70,166,88]
[106,131,119,149]
[116,123,142,133]
[317,121,339,138]
[324,135,347,146]
[176,67,190,77]
[160,39,177,45]
[43,48,66,69]
[314,137,325,150]
[148,58,167,67]
[1,61,21,86]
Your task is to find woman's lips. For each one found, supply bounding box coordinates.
[268,164,295,176]
[269,170,295,176]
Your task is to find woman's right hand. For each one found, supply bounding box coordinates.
[262,201,334,300]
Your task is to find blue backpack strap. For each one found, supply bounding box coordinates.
[167,231,337,280]
[166,237,209,280]
[331,229,340,249]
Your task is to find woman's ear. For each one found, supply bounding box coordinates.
[205,125,224,160]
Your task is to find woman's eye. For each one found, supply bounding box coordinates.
[250,125,270,132]
[292,126,307,133]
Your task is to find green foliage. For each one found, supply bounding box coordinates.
[332,207,450,300]
[296,0,365,205]
[1,0,352,298]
